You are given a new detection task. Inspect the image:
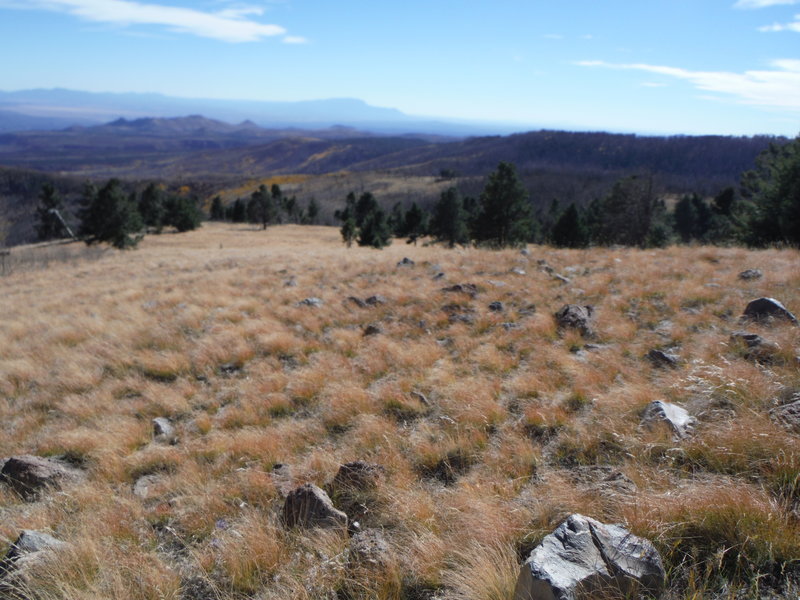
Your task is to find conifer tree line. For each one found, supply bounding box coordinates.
[334,134,800,249]
[208,184,320,228]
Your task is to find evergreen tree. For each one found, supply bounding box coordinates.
[674,194,699,243]
[473,162,533,248]
[209,196,226,221]
[357,208,392,248]
[551,203,589,248]
[307,197,319,224]
[403,202,428,244]
[248,185,277,229]
[430,187,469,248]
[388,202,406,236]
[139,183,165,232]
[355,192,379,228]
[164,195,202,232]
[741,136,800,246]
[35,183,67,241]
[588,175,660,247]
[227,198,247,223]
[79,179,143,249]
[341,217,357,248]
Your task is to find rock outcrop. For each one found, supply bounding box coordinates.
[514,514,665,600]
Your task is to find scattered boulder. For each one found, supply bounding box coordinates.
[282,483,347,529]
[488,301,505,312]
[511,267,527,275]
[397,257,415,267]
[0,530,68,582]
[742,297,798,325]
[363,324,382,337]
[441,283,479,298]
[646,349,680,369]
[432,272,445,280]
[442,303,476,324]
[738,269,763,281]
[555,304,596,337]
[641,400,697,439]
[730,331,781,363]
[514,514,665,600]
[153,417,178,445]
[347,296,367,308]
[298,297,323,307]
[0,455,83,500]
[553,273,571,284]
[770,399,800,433]
[348,529,391,571]
[331,461,385,497]
[364,295,387,306]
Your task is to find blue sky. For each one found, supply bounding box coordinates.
[1,0,799,135]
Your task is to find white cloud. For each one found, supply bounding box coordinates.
[282,35,307,44]
[757,17,800,31]
[1,0,288,42]
[576,59,800,111]
[734,0,800,8]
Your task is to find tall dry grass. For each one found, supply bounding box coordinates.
[0,223,798,599]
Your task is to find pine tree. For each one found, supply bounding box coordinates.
[79,179,143,249]
[551,203,589,248]
[306,197,319,224]
[357,208,392,248]
[164,195,202,232]
[430,187,469,248]
[473,162,533,248]
[248,185,277,230]
[210,196,226,221]
[35,183,67,241]
[139,183,165,232]
[403,202,428,244]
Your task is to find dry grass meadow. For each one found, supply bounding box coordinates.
[0,223,799,599]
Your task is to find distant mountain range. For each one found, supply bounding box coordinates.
[0,88,520,136]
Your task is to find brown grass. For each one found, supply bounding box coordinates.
[0,224,798,598]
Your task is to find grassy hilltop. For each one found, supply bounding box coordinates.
[0,224,799,599]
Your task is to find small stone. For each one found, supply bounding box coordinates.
[770,399,800,433]
[441,283,478,297]
[282,483,347,529]
[553,274,571,284]
[153,417,177,445]
[646,349,680,369]
[511,267,526,275]
[641,400,697,439]
[488,301,505,312]
[730,331,781,363]
[738,269,763,281]
[347,296,367,308]
[364,295,387,306]
[555,304,596,337]
[363,324,382,336]
[298,297,323,308]
[396,257,415,267]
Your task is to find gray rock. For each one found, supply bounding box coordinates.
[363,324,382,336]
[514,514,665,600]
[770,400,800,433]
[742,297,798,325]
[298,297,324,308]
[646,349,680,369]
[511,267,527,275]
[738,269,763,281]
[153,417,177,444]
[282,483,348,529]
[397,257,415,267]
[0,456,83,500]
[441,283,479,297]
[553,274,571,284]
[364,295,387,306]
[555,305,596,337]
[488,301,505,312]
[0,530,69,582]
[730,331,781,363]
[347,296,367,308]
[641,400,697,439]
[348,529,391,570]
